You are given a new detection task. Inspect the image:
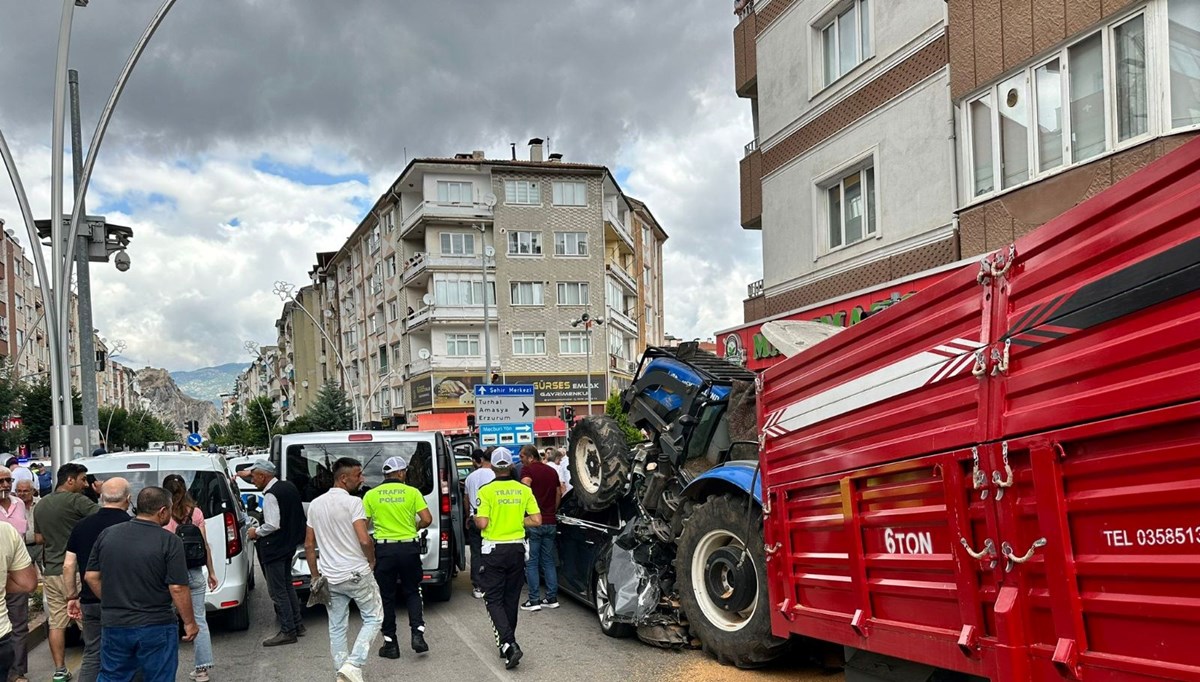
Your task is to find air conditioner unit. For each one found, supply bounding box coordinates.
[626,360,638,373]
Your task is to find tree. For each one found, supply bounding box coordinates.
[20,381,82,451]
[0,361,24,452]
[605,392,644,446]
[301,380,354,432]
[244,396,278,447]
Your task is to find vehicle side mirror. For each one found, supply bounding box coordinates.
[722,440,759,463]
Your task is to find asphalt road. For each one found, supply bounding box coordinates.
[23,567,843,682]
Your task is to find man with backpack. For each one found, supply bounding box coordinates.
[63,478,132,682]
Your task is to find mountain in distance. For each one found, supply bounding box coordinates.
[170,362,247,406]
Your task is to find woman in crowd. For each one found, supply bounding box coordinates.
[161,475,218,681]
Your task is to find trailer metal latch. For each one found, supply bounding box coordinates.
[850,609,869,637]
[959,537,996,568]
[957,624,979,656]
[1052,637,1081,679]
[971,447,988,500]
[777,598,796,621]
[1002,537,1047,572]
[991,441,1014,500]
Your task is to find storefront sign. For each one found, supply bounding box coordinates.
[410,379,433,410]
[416,373,607,408]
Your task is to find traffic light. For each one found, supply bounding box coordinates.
[560,405,576,425]
[466,414,476,431]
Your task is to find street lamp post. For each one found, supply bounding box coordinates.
[570,312,605,416]
[272,282,362,429]
[471,225,496,385]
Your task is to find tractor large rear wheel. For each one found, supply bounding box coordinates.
[676,494,790,668]
[567,416,630,512]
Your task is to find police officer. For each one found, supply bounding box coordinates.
[474,447,540,670]
[363,456,433,658]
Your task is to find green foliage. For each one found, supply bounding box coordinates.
[98,406,177,451]
[212,410,251,447]
[605,392,644,446]
[0,362,25,452]
[20,381,82,450]
[302,381,354,432]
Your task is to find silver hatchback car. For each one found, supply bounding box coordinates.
[83,452,255,630]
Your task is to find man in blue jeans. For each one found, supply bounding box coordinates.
[85,486,197,682]
[518,445,561,611]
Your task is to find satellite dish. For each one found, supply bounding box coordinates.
[484,245,495,258]
[417,348,431,360]
[759,320,844,358]
[482,193,497,208]
[422,293,434,306]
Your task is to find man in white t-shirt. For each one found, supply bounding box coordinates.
[462,450,495,599]
[305,457,382,682]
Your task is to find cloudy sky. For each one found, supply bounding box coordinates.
[0,1,760,371]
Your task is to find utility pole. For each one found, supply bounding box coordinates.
[476,225,494,385]
[69,69,100,452]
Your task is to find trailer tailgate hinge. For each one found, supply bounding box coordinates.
[1052,637,1081,679]
[850,609,870,637]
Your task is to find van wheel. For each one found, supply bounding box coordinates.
[225,600,251,631]
[425,581,453,603]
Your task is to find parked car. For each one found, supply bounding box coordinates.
[270,430,466,602]
[555,490,637,638]
[84,452,254,630]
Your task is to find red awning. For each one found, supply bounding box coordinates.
[534,417,568,437]
[416,412,470,435]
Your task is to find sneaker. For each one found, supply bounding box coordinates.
[542,597,560,609]
[472,587,485,599]
[52,671,72,682]
[189,668,210,682]
[336,663,364,682]
[503,642,524,670]
[262,631,298,647]
[519,598,541,611]
[378,636,400,659]
[411,627,429,654]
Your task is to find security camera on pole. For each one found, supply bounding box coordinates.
[569,311,604,416]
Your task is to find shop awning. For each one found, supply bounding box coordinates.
[534,417,568,437]
[416,412,471,435]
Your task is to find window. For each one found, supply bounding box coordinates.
[552,181,587,206]
[608,328,626,359]
[392,387,403,409]
[507,231,542,255]
[13,294,22,310]
[368,313,380,334]
[821,0,871,86]
[387,300,398,322]
[385,255,397,278]
[440,232,476,256]
[1169,0,1200,127]
[510,281,544,306]
[559,331,590,355]
[554,232,587,256]
[445,333,480,357]
[368,226,381,253]
[436,181,473,204]
[284,441,434,502]
[504,180,540,205]
[391,343,402,366]
[557,282,589,306]
[642,226,651,250]
[382,210,395,233]
[606,278,624,310]
[379,345,389,373]
[824,164,876,250]
[966,10,1173,200]
[370,353,379,375]
[433,274,495,306]
[512,332,546,356]
[366,275,377,296]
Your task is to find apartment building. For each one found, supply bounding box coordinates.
[286,141,668,435]
[0,221,51,381]
[274,285,325,422]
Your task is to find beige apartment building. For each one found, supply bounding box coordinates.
[260,142,669,436]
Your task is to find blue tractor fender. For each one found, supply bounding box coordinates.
[680,460,763,505]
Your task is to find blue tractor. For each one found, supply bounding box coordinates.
[565,342,790,668]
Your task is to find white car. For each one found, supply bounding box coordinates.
[224,455,264,519]
[83,452,255,630]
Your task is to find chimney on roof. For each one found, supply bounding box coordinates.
[472,150,485,160]
[454,153,472,160]
[548,153,563,163]
[528,138,544,163]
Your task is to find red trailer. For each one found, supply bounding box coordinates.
[758,138,1200,681]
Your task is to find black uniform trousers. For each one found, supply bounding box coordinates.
[478,543,525,647]
[466,520,484,588]
[374,541,424,639]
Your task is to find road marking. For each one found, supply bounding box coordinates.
[429,604,509,680]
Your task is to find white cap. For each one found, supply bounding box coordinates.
[491,447,514,468]
[382,456,407,474]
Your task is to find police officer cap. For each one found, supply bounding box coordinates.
[491,447,514,468]
[382,456,407,474]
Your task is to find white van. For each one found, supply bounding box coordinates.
[270,430,466,601]
[83,452,254,629]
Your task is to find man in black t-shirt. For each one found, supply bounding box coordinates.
[85,486,197,682]
[63,478,132,682]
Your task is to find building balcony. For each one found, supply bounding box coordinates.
[733,7,757,98]
[399,201,493,240]
[606,265,637,294]
[603,204,636,252]
[402,252,487,287]
[407,357,431,376]
[607,306,638,335]
[740,146,762,229]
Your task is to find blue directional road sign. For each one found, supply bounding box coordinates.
[186,433,203,447]
[474,384,535,448]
